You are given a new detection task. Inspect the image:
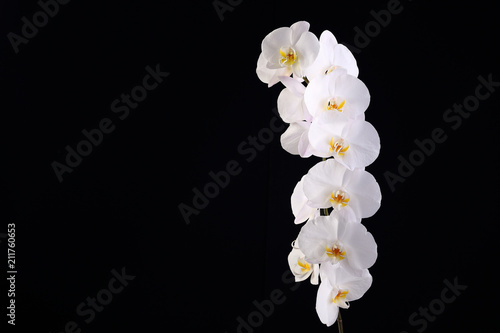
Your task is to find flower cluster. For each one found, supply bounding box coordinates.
[257,21,381,327]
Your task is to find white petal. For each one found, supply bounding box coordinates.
[280,122,309,155]
[343,168,381,219]
[333,74,370,117]
[278,88,304,123]
[337,205,361,223]
[320,29,338,46]
[291,177,316,224]
[342,222,377,270]
[343,271,372,302]
[316,277,339,327]
[279,75,306,96]
[339,120,380,170]
[319,30,339,70]
[339,267,373,302]
[332,44,359,77]
[256,52,290,87]
[290,21,310,45]
[297,126,315,157]
[310,264,320,285]
[293,31,320,77]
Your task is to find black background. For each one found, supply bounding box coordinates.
[1,0,499,332]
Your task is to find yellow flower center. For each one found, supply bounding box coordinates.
[326,97,345,112]
[279,47,297,67]
[329,138,349,156]
[297,257,311,273]
[330,190,350,207]
[326,243,346,263]
[332,289,349,308]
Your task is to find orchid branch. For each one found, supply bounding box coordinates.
[258,21,380,330]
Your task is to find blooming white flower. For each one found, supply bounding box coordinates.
[308,110,380,169]
[304,68,370,120]
[297,211,377,268]
[316,262,372,326]
[257,21,320,87]
[302,159,381,219]
[305,30,359,81]
[257,22,381,327]
[288,240,319,284]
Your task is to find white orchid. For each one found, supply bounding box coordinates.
[302,158,381,220]
[257,21,320,87]
[308,110,380,169]
[316,262,372,327]
[256,21,382,330]
[304,68,370,120]
[305,30,359,81]
[287,240,320,284]
[297,211,377,269]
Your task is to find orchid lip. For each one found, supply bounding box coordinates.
[331,288,350,308]
[279,47,297,67]
[329,138,349,156]
[330,189,350,208]
[326,243,346,264]
[326,97,345,112]
[297,257,311,273]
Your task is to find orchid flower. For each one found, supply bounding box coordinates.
[297,211,377,269]
[302,158,381,220]
[305,30,359,81]
[304,68,370,120]
[316,262,372,326]
[257,21,320,87]
[308,110,380,169]
[288,239,320,284]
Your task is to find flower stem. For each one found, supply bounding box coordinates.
[321,157,330,217]
[337,311,343,333]
[302,76,310,85]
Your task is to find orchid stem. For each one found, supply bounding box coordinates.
[321,158,330,217]
[337,311,343,333]
[302,76,310,85]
